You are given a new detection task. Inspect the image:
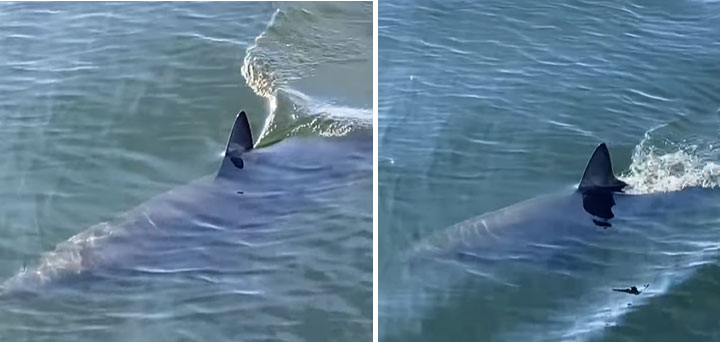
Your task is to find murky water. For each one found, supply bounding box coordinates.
[0,2,372,341]
[379,0,720,341]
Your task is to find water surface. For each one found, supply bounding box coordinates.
[0,2,372,341]
[379,0,720,341]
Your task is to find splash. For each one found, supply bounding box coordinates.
[621,124,720,194]
[240,4,372,145]
[622,146,720,194]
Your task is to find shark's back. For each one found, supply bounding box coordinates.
[2,112,371,295]
[411,143,631,263]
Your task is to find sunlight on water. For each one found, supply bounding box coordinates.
[379,0,720,340]
[0,2,372,342]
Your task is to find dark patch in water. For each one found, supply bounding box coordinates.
[612,284,649,295]
[582,189,616,228]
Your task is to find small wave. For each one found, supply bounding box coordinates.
[254,88,371,146]
[623,147,720,194]
[240,3,372,145]
[621,120,720,194]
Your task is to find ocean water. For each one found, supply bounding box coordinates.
[379,0,720,341]
[0,2,372,341]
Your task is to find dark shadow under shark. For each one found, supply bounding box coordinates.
[1,111,371,295]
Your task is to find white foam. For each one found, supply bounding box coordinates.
[240,8,371,144]
[621,145,720,194]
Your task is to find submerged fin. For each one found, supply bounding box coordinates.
[579,143,627,192]
[217,111,254,177]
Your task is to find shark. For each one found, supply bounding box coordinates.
[382,143,720,341]
[411,143,714,269]
[1,111,371,295]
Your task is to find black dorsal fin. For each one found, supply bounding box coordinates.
[579,143,627,192]
[217,111,253,178]
[227,111,254,153]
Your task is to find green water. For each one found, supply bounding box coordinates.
[379,0,720,341]
[0,2,372,341]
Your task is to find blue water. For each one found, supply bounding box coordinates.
[0,2,372,341]
[379,0,720,341]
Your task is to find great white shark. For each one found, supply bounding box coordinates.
[2,111,371,295]
[383,143,720,341]
[412,143,713,267]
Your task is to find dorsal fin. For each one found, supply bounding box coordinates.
[579,143,627,192]
[217,111,253,178]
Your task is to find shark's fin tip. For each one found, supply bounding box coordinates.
[228,111,254,152]
[217,111,253,178]
[579,142,627,192]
